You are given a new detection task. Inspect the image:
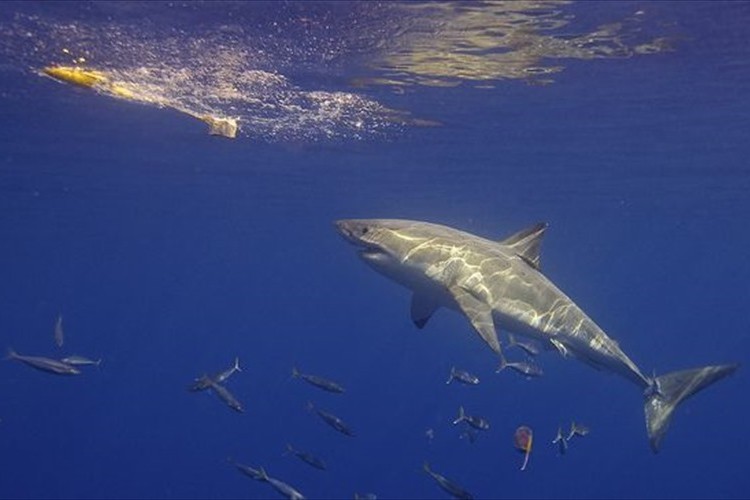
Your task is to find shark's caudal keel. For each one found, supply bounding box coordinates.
[335,218,739,452]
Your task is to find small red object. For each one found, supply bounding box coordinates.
[514,426,533,471]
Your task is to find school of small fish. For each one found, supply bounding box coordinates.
[5,315,101,377]
[5,314,590,498]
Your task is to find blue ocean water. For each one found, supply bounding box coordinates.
[1,2,748,498]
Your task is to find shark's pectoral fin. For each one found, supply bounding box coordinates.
[499,222,548,270]
[411,293,439,329]
[448,285,501,354]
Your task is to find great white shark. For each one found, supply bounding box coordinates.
[335,218,738,452]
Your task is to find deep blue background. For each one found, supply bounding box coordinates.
[1,2,749,499]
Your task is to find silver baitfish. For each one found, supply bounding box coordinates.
[60,355,101,367]
[285,444,326,471]
[307,401,354,437]
[446,366,480,385]
[496,355,543,378]
[423,462,473,500]
[292,367,345,394]
[453,406,489,431]
[6,348,80,375]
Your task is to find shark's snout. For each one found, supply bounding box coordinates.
[334,219,354,243]
[334,219,371,246]
[334,219,350,237]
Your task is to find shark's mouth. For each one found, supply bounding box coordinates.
[335,220,389,262]
[358,248,383,259]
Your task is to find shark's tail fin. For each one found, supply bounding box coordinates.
[5,347,17,361]
[291,366,300,379]
[644,363,739,452]
[233,357,242,373]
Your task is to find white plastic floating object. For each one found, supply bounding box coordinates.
[202,115,239,139]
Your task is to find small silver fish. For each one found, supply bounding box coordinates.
[552,426,568,455]
[423,462,473,500]
[453,406,489,431]
[189,357,241,392]
[209,381,244,413]
[257,467,306,500]
[292,367,345,393]
[446,367,480,385]
[189,374,213,392]
[214,357,241,384]
[354,494,378,500]
[60,355,101,367]
[6,348,79,375]
[54,314,64,348]
[507,333,541,357]
[496,355,543,378]
[233,460,264,480]
[285,444,326,471]
[567,421,590,440]
[307,401,354,436]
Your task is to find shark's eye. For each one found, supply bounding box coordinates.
[361,227,369,235]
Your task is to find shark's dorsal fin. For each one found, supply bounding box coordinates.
[410,293,439,329]
[500,222,548,270]
[448,284,501,354]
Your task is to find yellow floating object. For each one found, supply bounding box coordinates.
[43,65,135,99]
[43,66,108,88]
[42,65,237,138]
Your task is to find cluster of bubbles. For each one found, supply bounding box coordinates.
[0,2,672,141]
[0,5,411,142]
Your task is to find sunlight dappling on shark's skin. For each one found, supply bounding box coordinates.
[335,218,739,452]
